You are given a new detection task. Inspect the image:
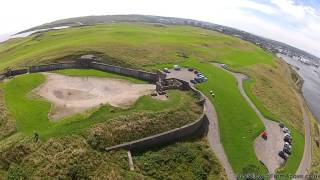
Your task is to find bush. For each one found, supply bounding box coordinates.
[7,165,29,180]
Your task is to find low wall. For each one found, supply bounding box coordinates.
[90,62,158,82]
[105,114,207,151]
[4,69,28,77]
[28,61,158,82]
[29,62,83,73]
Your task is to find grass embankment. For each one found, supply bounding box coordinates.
[3,72,199,140]
[0,134,224,179]
[0,89,16,140]
[180,59,267,174]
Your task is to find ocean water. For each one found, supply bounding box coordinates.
[0,26,69,43]
[278,54,320,123]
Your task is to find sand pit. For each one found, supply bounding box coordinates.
[35,73,155,120]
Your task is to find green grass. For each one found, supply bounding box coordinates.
[243,79,280,122]
[133,138,226,179]
[0,23,274,71]
[2,73,190,140]
[54,69,146,83]
[177,59,267,174]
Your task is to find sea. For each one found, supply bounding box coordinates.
[278,54,320,123]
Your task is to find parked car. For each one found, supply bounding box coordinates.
[279,151,289,160]
[196,73,203,77]
[173,65,181,70]
[284,136,292,144]
[284,143,292,150]
[163,68,170,73]
[279,123,285,128]
[194,70,198,74]
[188,68,194,72]
[194,77,203,83]
[283,147,292,155]
[283,127,289,133]
[190,79,197,84]
[203,77,208,82]
[284,133,291,138]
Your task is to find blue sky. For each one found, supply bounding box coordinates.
[0,0,319,57]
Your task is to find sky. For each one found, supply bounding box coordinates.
[0,0,319,57]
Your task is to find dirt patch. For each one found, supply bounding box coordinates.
[35,73,155,120]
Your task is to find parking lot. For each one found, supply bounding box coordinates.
[165,68,198,83]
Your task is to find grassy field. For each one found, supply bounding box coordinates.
[2,72,197,140]
[0,22,306,177]
[0,23,274,71]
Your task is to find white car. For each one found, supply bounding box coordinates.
[173,65,181,70]
[283,127,289,133]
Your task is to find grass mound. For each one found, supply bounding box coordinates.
[0,134,224,179]
[87,103,202,149]
[0,89,16,140]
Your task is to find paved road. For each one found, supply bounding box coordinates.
[204,96,236,180]
[166,68,236,180]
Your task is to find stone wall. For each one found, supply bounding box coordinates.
[90,62,158,82]
[4,69,28,77]
[105,114,207,151]
[27,61,158,82]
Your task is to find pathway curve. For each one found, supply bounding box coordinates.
[214,63,312,180]
[213,64,284,179]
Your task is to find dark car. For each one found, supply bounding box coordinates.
[284,143,291,150]
[284,136,292,144]
[188,68,194,72]
[279,123,285,128]
[194,70,198,74]
[190,79,197,84]
[279,151,288,160]
[283,147,292,155]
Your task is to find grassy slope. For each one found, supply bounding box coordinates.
[3,72,194,140]
[0,23,305,176]
[0,135,225,179]
[0,23,274,70]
